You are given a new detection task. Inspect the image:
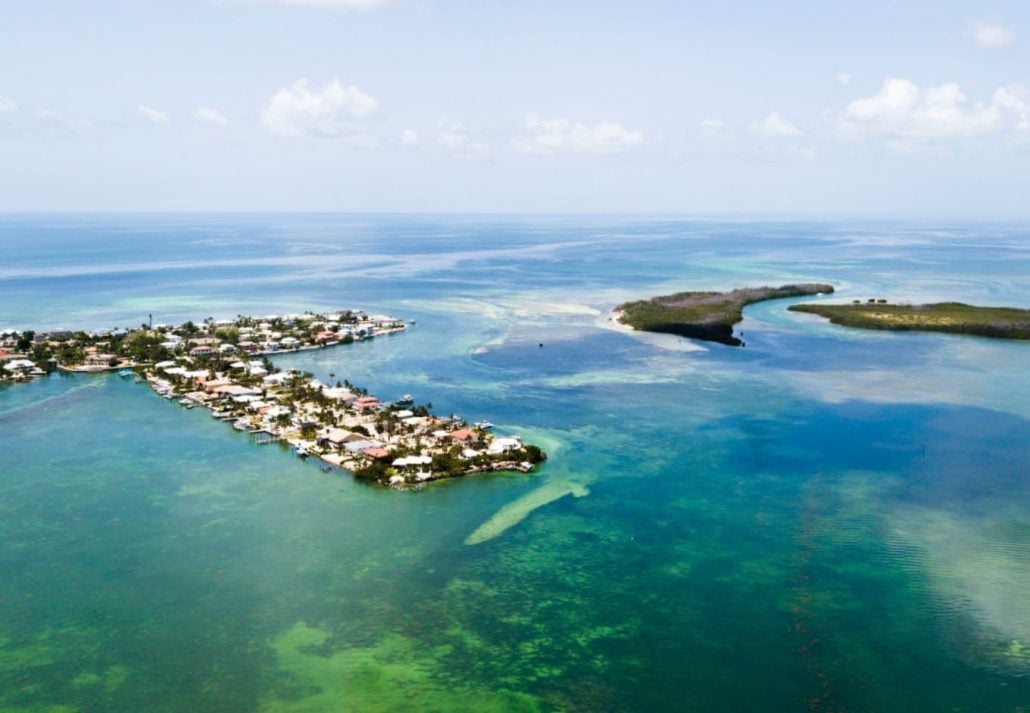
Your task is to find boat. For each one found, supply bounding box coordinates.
[296,446,308,458]
[397,394,414,405]
[475,421,494,430]
[118,370,134,379]
[232,419,249,431]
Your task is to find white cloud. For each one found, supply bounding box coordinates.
[230,0,393,8]
[969,18,1014,49]
[837,77,1030,145]
[194,106,229,127]
[138,104,171,125]
[511,115,645,155]
[752,110,803,138]
[0,94,16,114]
[437,121,490,159]
[836,72,852,86]
[261,78,379,139]
[699,118,727,131]
[400,128,419,146]
[34,109,91,134]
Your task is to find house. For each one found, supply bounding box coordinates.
[449,428,476,442]
[85,353,117,367]
[3,359,36,373]
[344,439,378,454]
[202,378,233,393]
[353,396,380,411]
[214,384,261,397]
[392,455,433,469]
[316,427,353,449]
[322,387,355,402]
[488,437,522,454]
[190,345,215,357]
[245,363,268,377]
[362,447,391,460]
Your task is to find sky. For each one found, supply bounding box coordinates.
[1,0,1028,215]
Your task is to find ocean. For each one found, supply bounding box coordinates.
[1,214,1028,711]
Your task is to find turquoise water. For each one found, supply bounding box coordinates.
[1,215,1029,711]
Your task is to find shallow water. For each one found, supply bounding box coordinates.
[1,215,1028,711]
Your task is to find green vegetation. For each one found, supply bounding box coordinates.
[788,301,1030,340]
[259,623,542,712]
[618,283,834,346]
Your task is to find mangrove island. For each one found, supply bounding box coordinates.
[788,300,1030,341]
[616,283,835,346]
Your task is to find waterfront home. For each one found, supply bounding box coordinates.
[450,428,477,443]
[393,455,433,470]
[323,387,356,402]
[488,437,522,454]
[353,396,380,411]
[3,359,37,373]
[202,378,233,393]
[316,427,352,449]
[85,353,118,367]
[344,439,378,454]
[190,345,216,357]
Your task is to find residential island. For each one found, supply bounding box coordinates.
[789,300,1030,340]
[0,310,546,488]
[616,283,835,346]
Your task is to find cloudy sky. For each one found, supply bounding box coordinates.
[1,1,1028,215]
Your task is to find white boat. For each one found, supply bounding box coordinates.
[232,419,249,431]
[475,421,494,430]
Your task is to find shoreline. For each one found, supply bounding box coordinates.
[2,309,546,490]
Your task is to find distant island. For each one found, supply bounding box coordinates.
[789,300,1030,341]
[616,283,834,346]
[0,310,546,488]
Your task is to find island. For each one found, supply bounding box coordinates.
[616,283,835,346]
[0,310,546,488]
[788,300,1030,340]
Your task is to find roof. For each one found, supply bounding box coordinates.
[318,427,351,444]
[323,388,356,401]
[3,359,36,371]
[215,384,261,396]
[488,437,522,453]
[392,455,433,467]
[362,447,391,459]
[450,428,476,441]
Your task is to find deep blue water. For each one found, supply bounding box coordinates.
[1,215,1028,712]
